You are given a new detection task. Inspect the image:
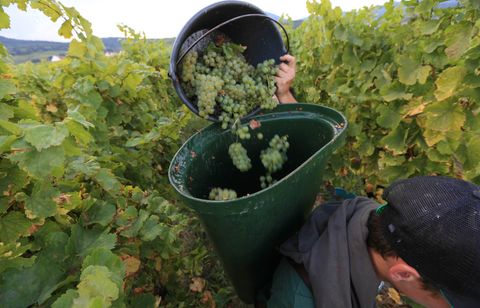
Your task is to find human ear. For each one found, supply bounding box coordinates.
[389,263,421,282]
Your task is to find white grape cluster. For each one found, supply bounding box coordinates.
[196,74,224,118]
[180,51,198,83]
[260,134,289,188]
[209,187,237,201]
[228,142,252,172]
[180,42,278,123]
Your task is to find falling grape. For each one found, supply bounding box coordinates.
[228,142,252,172]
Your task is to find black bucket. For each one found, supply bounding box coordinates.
[169,0,289,121]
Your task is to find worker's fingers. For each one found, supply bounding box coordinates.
[276,69,288,78]
[279,62,291,73]
[280,54,295,65]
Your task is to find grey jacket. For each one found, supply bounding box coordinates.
[279,197,381,308]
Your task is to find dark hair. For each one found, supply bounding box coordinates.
[366,211,440,295]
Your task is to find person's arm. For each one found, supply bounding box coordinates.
[275,54,297,103]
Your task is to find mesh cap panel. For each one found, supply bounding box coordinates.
[380,176,480,300]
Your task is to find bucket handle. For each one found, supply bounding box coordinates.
[175,13,290,66]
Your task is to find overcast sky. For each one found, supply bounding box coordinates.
[0,0,388,42]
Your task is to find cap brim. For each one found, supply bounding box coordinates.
[442,289,480,308]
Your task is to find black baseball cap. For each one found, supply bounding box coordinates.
[378,176,480,307]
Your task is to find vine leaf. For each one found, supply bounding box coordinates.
[397,57,431,85]
[0,211,31,243]
[9,143,65,178]
[434,66,467,101]
[66,225,116,258]
[25,182,60,219]
[23,122,69,151]
[444,22,473,60]
[0,79,17,99]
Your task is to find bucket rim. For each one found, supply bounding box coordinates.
[168,103,348,208]
[168,0,288,122]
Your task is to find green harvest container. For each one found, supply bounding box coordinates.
[168,103,347,303]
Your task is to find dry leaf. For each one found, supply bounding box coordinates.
[249,119,261,130]
[189,277,206,293]
[46,103,58,113]
[387,287,402,304]
[123,255,141,276]
[154,257,162,272]
[405,102,427,117]
[54,193,72,205]
[200,290,216,308]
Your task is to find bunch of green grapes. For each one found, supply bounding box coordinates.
[259,135,289,188]
[180,41,279,126]
[180,51,198,83]
[261,135,289,173]
[228,142,251,172]
[209,187,237,201]
[195,74,224,118]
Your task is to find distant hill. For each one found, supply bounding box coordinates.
[0,36,175,63]
[0,36,124,55]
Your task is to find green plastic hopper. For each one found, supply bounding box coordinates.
[168,103,347,303]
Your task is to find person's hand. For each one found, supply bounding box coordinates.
[275,54,297,103]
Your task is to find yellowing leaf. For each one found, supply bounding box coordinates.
[434,66,467,101]
[444,22,473,60]
[0,9,10,29]
[30,1,61,22]
[68,40,86,58]
[424,101,465,132]
[403,97,429,117]
[122,255,141,277]
[58,19,73,39]
[397,56,431,86]
[387,287,402,304]
[423,129,445,147]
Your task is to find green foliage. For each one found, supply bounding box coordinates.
[288,0,480,193]
[0,1,230,307]
[1,0,479,307]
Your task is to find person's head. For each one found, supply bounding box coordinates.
[367,176,480,308]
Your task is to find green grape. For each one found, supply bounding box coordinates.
[257,133,263,140]
[209,187,237,201]
[235,125,250,140]
[229,142,251,172]
[260,172,276,189]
